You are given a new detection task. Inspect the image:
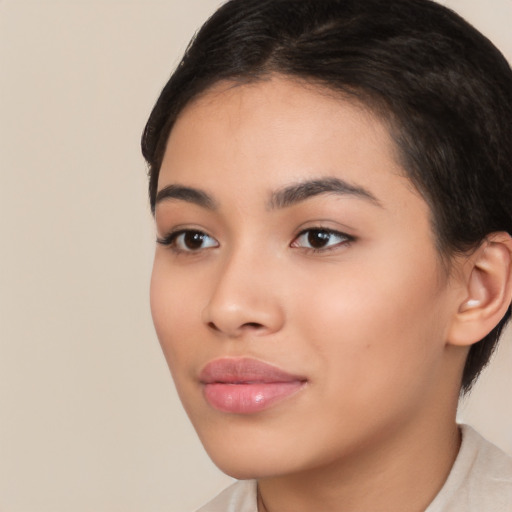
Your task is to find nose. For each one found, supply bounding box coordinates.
[201,247,285,338]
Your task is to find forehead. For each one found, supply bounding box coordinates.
[175,77,388,143]
[161,76,406,194]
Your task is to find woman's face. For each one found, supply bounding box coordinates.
[151,77,466,479]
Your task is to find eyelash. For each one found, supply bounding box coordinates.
[290,228,354,253]
[156,229,219,254]
[156,227,354,254]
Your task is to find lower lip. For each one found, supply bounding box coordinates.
[203,381,305,414]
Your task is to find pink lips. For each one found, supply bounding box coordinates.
[199,358,307,414]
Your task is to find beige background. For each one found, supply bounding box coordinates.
[0,1,510,511]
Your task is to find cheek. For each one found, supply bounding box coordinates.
[295,256,450,397]
[149,256,204,372]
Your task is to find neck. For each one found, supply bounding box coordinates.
[257,417,461,512]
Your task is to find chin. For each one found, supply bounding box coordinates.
[214,461,263,481]
[197,426,315,480]
[207,451,289,480]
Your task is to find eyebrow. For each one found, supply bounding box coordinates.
[154,177,381,212]
[155,184,217,210]
[268,177,382,210]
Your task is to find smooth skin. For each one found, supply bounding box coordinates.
[150,76,512,512]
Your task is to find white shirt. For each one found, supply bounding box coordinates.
[196,425,512,511]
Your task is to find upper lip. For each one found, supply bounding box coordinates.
[199,357,307,384]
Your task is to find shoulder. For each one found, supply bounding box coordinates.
[195,480,258,512]
[461,426,512,509]
[427,425,512,512]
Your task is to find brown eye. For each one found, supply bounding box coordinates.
[306,230,332,249]
[182,231,208,250]
[176,231,218,251]
[158,230,219,252]
[291,228,351,251]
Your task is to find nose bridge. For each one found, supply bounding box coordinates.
[202,240,284,337]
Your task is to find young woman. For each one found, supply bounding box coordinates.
[142,1,512,510]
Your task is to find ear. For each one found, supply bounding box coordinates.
[448,232,512,347]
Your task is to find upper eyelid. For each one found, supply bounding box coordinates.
[157,227,215,242]
[296,226,347,235]
[156,224,212,239]
[293,226,354,240]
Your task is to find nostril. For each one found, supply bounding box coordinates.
[207,321,220,331]
[207,320,263,333]
[242,322,263,329]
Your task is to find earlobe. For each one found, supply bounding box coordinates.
[448,232,512,347]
